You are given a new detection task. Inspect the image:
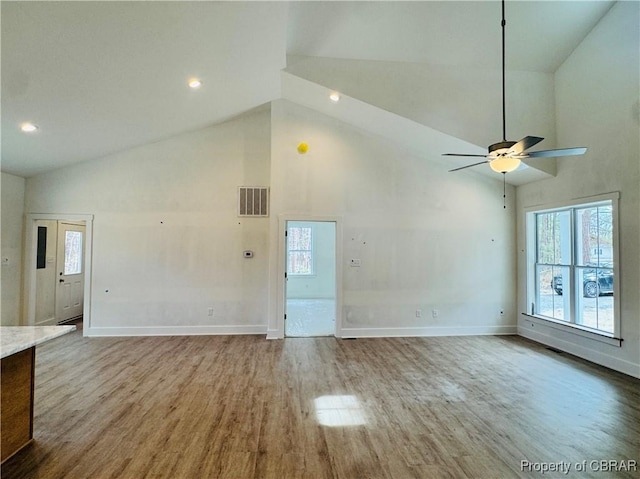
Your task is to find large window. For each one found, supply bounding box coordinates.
[527,195,618,336]
[287,226,314,275]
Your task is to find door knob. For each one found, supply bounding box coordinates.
[59,279,65,283]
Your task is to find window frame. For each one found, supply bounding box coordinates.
[287,225,315,276]
[525,192,621,340]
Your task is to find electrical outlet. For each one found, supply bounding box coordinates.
[208,308,214,317]
[416,309,422,318]
[432,309,439,318]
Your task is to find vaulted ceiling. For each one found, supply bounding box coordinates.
[1,1,614,178]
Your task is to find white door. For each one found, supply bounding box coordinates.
[55,222,85,322]
[285,221,336,337]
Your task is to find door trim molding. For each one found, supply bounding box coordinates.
[23,214,94,336]
[269,215,343,339]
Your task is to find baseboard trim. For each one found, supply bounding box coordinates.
[518,326,640,379]
[85,324,267,337]
[34,317,58,327]
[339,325,517,338]
[266,329,282,340]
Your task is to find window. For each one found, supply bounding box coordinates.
[36,226,47,269]
[527,194,618,336]
[64,231,83,275]
[287,226,313,275]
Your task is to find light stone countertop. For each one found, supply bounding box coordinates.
[1,325,76,359]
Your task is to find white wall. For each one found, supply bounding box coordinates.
[25,107,272,336]
[269,99,516,337]
[516,2,640,378]
[1,172,26,325]
[24,93,516,339]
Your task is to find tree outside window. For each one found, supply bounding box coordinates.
[287,227,313,275]
[531,199,615,335]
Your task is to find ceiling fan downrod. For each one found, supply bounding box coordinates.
[501,0,507,142]
[442,0,587,178]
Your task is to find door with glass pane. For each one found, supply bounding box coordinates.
[55,222,85,322]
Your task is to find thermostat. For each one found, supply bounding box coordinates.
[243,250,254,258]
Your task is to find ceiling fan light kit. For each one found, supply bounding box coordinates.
[444,0,587,191]
[489,156,520,174]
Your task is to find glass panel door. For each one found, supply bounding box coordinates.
[64,231,83,275]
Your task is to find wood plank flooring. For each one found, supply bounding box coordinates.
[2,324,639,479]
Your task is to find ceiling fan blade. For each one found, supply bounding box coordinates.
[508,136,544,155]
[527,147,587,158]
[442,153,488,158]
[448,160,489,172]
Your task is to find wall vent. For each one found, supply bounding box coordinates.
[238,187,269,217]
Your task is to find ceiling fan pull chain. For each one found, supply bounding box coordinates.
[503,172,507,209]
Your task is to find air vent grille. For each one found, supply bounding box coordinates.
[238,187,269,217]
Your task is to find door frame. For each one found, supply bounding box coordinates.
[272,214,343,339]
[23,213,94,335]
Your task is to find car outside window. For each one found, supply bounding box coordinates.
[527,196,618,336]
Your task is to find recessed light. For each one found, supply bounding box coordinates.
[188,78,202,89]
[329,92,340,103]
[20,122,39,133]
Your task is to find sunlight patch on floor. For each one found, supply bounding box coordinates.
[314,395,367,427]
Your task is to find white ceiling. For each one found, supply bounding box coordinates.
[1,1,614,178]
[287,1,613,72]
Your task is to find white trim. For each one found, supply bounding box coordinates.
[32,316,60,327]
[58,220,86,227]
[521,313,621,347]
[340,325,517,338]
[518,325,640,379]
[275,214,343,339]
[523,191,620,214]
[86,324,267,337]
[266,329,281,340]
[23,214,94,337]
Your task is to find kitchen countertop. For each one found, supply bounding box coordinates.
[1,326,76,359]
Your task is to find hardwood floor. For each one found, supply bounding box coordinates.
[2,325,639,479]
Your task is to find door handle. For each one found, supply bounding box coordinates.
[59,279,65,283]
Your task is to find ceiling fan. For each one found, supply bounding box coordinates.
[444,0,587,176]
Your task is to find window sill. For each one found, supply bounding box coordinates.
[521,313,622,347]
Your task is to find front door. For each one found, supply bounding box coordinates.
[55,222,85,322]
